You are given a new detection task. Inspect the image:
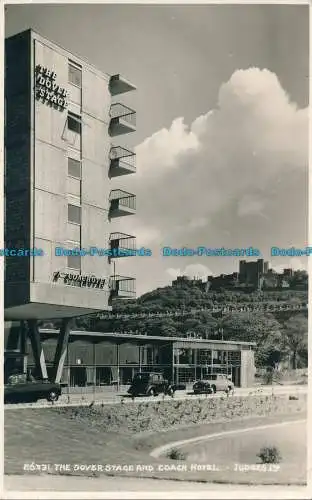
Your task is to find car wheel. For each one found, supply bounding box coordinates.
[211,385,217,394]
[47,391,59,403]
[167,387,174,396]
[148,388,156,397]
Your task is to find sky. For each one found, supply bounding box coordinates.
[5,3,309,296]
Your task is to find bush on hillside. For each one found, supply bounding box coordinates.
[257,446,282,464]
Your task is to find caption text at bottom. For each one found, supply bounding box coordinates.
[23,462,280,473]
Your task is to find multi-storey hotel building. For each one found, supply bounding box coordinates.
[4,29,256,390]
[4,29,137,381]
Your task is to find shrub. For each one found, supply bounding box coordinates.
[263,369,282,385]
[257,446,282,464]
[167,447,186,460]
[289,395,299,400]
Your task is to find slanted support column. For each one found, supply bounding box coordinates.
[20,320,28,373]
[175,348,179,385]
[139,345,142,371]
[53,318,72,384]
[117,342,120,392]
[6,321,21,350]
[28,319,48,380]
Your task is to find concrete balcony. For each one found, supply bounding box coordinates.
[109,232,136,258]
[109,189,136,218]
[109,103,136,136]
[110,275,136,299]
[109,146,136,178]
[109,74,136,96]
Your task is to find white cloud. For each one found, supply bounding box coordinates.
[188,217,209,229]
[271,257,307,274]
[114,68,308,295]
[237,195,266,217]
[166,264,213,281]
[135,227,161,245]
[135,117,199,179]
[166,268,181,279]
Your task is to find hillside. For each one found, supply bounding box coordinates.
[41,282,308,370]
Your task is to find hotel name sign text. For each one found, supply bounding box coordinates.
[53,271,111,290]
[35,65,68,111]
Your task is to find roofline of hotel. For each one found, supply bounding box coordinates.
[39,328,256,346]
[6,28,108,77]
[6,28,135,86]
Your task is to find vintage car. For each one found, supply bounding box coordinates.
[4,373,62,404]
[193,374,234,395]
[128,371,175,397]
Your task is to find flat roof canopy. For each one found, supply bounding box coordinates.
[4,303,108,320]
[39,328,256,348]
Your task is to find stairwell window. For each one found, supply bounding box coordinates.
[69,61,82,87]
[68,112,81,134]
[68,157,81,179]
[67,255,81,271]
[68,204,81,225]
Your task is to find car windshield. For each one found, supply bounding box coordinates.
[7,374,27,385]
[133,373,150,383]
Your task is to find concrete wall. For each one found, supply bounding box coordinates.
[32,33,112,304]
[241,349,256,387]
[81,67,111,278]
[5,30,113,317]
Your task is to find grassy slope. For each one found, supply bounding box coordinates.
[5,407,306,485]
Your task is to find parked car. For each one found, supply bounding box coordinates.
[193,374,234,395]
[4,373,62,404]
[128,371,175,397]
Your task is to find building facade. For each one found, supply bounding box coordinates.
[4,29,137,381]
[4,326,255,388]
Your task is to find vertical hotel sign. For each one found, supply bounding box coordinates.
[35,65,68,111]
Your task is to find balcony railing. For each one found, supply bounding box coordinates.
[109,232,136,258]
[109,146,136,177]
[109,103,136,136]
[109,74,136,96]
[110,275,136,299]
[109,189,136,218]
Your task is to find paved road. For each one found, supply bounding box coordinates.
[3,474,309,496]
[4,384,307,410]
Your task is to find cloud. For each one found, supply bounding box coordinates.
[114,68,308,296]
[237,195,266,217]
[166,264,213,281]
[188,217,209,229]
[135,227,161,245]
[271,257,307,274]
[135,117,199,179]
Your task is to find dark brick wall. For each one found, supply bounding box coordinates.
[5,30,32,301]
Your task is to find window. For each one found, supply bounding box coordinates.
[69,62,82,87]
[67,254,81,270]
[68,158,81,179]
[68,112,81,134]
[68,204,81,224]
